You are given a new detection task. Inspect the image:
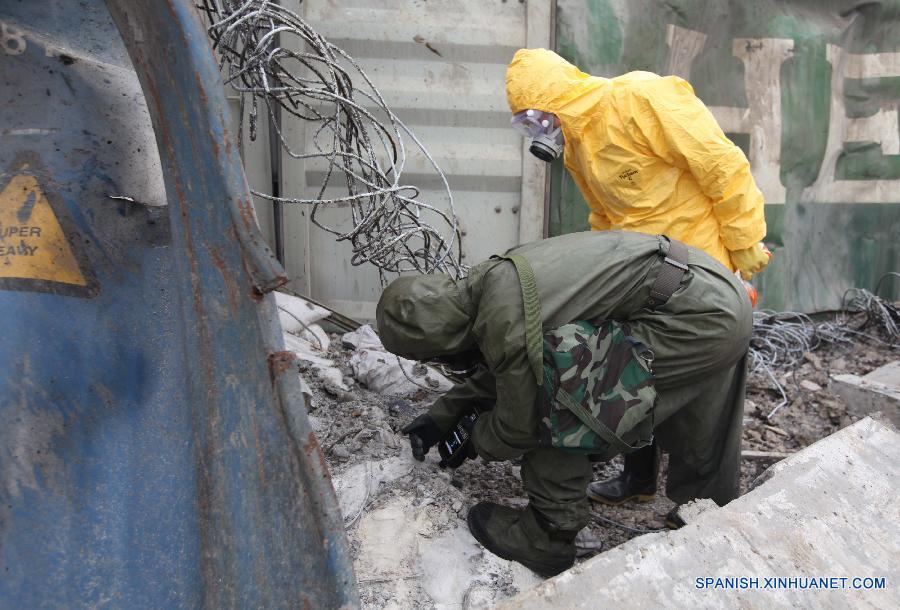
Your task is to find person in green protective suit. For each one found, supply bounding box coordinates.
[376,230,752,577]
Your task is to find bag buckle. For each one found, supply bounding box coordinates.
[638,348,654,373]
[663,256,688,271]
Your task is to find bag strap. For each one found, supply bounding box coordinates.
[646,236,689,309]
[556,387,639,454]
[494,254,544,386]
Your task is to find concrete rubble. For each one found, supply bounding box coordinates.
[498,416,899,610]
[831,361,900,428]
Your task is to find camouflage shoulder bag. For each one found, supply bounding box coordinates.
[540,320,657,456]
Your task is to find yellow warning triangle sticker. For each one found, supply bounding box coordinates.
[0,173,88,286]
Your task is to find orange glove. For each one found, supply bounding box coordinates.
[730,243,772,280]
[742,280,759,308]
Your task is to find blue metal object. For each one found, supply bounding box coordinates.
[0,1,359,607]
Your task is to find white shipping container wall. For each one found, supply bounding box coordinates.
[233,0,552,320]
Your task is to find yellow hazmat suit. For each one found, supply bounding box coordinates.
[506,48,767,274]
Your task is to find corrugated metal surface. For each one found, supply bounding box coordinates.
[0,0,358,606]
[551,0,900,311]
[239,0,551,319]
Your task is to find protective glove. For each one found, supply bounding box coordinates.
[401,413,443,461]
[741,279,759,308]
[730,243,772,281]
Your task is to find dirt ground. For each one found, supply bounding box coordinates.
[302,315,897,604]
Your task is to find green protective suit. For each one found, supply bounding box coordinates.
[377,231,751,532]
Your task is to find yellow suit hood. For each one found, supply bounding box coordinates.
[506,47,603,116]
[505,49,767,271]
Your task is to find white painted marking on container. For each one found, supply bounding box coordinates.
[803,45,900,203]
[841,50,900,79]
[665,27,793,204]
[664,24,707,80]
[3,128,57,136]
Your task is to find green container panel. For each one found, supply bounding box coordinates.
[552,0,900,311]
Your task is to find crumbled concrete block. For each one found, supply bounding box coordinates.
[674,498,717,525]
[831,361,900,428]
[863,360,900,386]
[498,417,899,609]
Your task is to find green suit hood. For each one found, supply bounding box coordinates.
[376,275,476,361]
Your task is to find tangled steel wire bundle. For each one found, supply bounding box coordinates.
[199,0,466,279]
[748,285,899,419]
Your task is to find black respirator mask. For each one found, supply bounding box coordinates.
[511,109,565,162]
[425,348,485,379]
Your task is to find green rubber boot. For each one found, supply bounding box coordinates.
[466,502,578,577]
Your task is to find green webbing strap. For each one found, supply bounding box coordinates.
[498,254,544,386]
[556,388,635,454]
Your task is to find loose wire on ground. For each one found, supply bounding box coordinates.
[592,512,664,535]
[748,286,899,420]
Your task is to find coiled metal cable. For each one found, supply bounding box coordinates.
[199,0,467,280]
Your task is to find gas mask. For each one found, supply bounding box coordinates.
[425,348,485,379]
[511,109,564,162]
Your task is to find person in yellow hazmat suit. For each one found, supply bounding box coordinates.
[506,48,770,280]
[506,48,769,512]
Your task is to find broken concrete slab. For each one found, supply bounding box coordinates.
[498,417,899,609]
[863,360,900,386]
[831,360,900,428]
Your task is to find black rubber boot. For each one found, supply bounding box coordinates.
[587,441,659,506]
[466,502,578,577]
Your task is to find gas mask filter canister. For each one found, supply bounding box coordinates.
[510,109,564,162]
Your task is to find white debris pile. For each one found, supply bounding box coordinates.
[275,292,452,399]
[342,324,453,396]
[276,291,331,347]
[330,452,542,609]
[276,291,349,393]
